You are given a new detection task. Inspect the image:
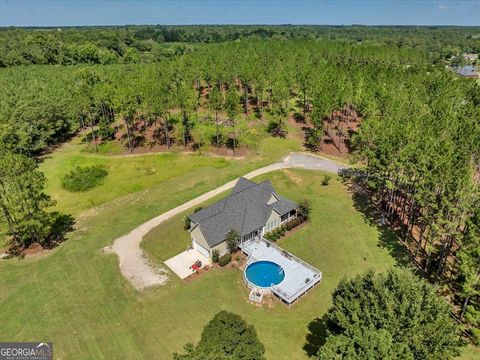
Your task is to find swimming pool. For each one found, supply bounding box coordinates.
[245,260,285,288]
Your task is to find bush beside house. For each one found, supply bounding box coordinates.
[218,253,232,266]
[211,249,220,263]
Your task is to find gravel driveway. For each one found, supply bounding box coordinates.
[104,152,348,290]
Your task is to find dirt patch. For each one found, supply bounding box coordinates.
[283,169,304,185]
[21,243,51,258]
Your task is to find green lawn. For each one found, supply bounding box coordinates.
[39,124,303,217]
[0,134,474,359]
[141,169,400,359]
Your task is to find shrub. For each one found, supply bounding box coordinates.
[212,249,220,263]
[298,199,312,221]
[293,217,302,227]
[267,120,287,138]
[274,229,282,240]
[265,228,284,242]
[218,253,232,266]
[174,311,265,359]
[321,174,332,186]
[61,165,108,192]
[270,231,278,242]
[471,328,480,346]
[184,216,191,230]
[285,217,302,231]
[226,229,240,253]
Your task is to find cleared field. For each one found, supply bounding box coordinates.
[39,125,303,217]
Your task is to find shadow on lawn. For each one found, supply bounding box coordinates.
[303,317,327,357]
[339,169,410,268]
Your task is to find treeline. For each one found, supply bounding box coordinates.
[1,25,479,66]
[352,69,480,339]
[0,40,428,156]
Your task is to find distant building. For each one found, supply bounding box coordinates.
[456,65,479,79]
[463,53,478,62]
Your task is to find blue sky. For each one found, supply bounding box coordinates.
[0,0,479,27]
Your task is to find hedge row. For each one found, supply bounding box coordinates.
[264,217,304,242]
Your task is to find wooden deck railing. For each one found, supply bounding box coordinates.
[240,236,323,304]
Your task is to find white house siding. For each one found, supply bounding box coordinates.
[191,226,210,254]
[265,209,281,232]
[191,225,229,258]
[211,241,228,257]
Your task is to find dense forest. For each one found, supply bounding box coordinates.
[1,25,480,66]
[0,26,479,347]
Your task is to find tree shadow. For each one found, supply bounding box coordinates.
[293,111,306,123]
[339,169,411,268]
[303,317,327,357]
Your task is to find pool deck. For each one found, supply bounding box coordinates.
[240,238,322,305]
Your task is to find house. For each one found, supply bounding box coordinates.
[189,177,297,259]
[455,65,479,78]
[463,53,478,63]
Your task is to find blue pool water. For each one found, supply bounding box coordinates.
[245,261,285,288]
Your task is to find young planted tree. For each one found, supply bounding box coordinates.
[226,229,240,253]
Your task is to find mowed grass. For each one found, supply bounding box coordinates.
[0,166,395,360]
[1,132,473,359]
[141,169,399,359]
[39,126,302,217]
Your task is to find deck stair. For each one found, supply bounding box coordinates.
[248,287,264,303]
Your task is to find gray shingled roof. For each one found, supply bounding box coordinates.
[190,177,297,248]
[456,65,479,77]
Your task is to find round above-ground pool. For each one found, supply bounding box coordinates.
[245,261,285,288]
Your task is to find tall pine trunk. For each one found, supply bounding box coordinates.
[90,117,98,152]
[215,110,220,149]
[244,84,248,115]
[124,117,133,151]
